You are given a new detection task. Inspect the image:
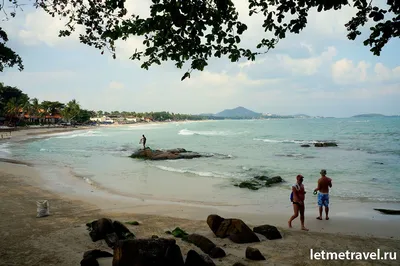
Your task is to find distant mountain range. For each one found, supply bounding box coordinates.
[199,107,312,119]
[352,113,394,118]
[197,109,399,119]
[215,106,261,118]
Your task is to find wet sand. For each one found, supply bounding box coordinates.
[0,161,399,266]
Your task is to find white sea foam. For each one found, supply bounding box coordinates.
[349,120,370,123]
[52,130,107,139]
[253,138,318,144]
[178,129,234,136]
[0,142,11,157]
[154,165,233,178]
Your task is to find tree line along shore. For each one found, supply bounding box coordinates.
[0,82,209,128]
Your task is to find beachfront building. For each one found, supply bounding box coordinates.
[16,108,63,124]
[90,116,114,124]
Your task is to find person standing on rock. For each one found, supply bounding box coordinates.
[314,169,332,220]
[140,135,146,149]
[288,174,309,231]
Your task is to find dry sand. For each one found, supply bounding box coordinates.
[0,161,399,266]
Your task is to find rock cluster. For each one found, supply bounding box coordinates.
[234,175,284,190]
[80,215,283,265]
[130,148,211,160]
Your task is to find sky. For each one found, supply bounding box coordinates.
[1,0,399,117]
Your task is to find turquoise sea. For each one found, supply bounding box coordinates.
[2,117,400,216]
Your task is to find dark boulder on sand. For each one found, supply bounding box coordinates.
[245,247,266,260]
[86,218,135,248]
[207,214,260,244]
[253,225,282,240]
[187,234,226,258]
[129,147,210,160]
[80,250,113,266]
[234,176,284,190]
[113,238,185,266]
[185,250,216,266]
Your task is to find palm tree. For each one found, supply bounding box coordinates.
[5,98,21,126]
[61,99,81,123]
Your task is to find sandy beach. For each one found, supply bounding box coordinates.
[0,125,399,265]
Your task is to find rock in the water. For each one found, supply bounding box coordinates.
[253,175,269,181]
[234,180,262,190]
[314,142,337,147]
[253,225,282,240]
[300,144,310,147]
[245,247,265,260]
[373,208,400,215]
[129,148,206,160]
[207,214,259,244]
[185,250,216,266]
[113,238,183,266]
[265,176,283,187]
[234,175,284,190]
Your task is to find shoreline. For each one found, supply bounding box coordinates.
[1,159,400,240]
[0,161,399,266]
[1,123,400,240]
[0,120,211,143]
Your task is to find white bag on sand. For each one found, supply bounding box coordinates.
[36,200,50,218]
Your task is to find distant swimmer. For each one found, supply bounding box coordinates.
[288,174,309,231]
[139,134,146,149]
[314,169,332,220]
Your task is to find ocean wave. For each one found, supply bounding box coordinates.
[53,130,107,139]
[153,165,234,179]
[70,170,96,186]
[253,138,320,144]
[123,124,165,130]
[178,129,249,136]
[348,120,370,123]
[0,142,11,155]
[275,153,305,158]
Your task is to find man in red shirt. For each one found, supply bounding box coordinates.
[288,174,309,231]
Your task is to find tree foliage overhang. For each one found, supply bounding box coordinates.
[1,0,399,80]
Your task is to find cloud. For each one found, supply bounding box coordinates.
[16,9,84,47]
[1,1,400,117]
[276,46,337,76]
[331,59,370,85]
[332,59,400,85]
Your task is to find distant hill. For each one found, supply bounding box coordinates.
[292,114,311,118]
[352,113,386,118]
[198,113,215,117]
[215,106,261,118]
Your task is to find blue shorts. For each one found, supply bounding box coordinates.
[318,193,329,207]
